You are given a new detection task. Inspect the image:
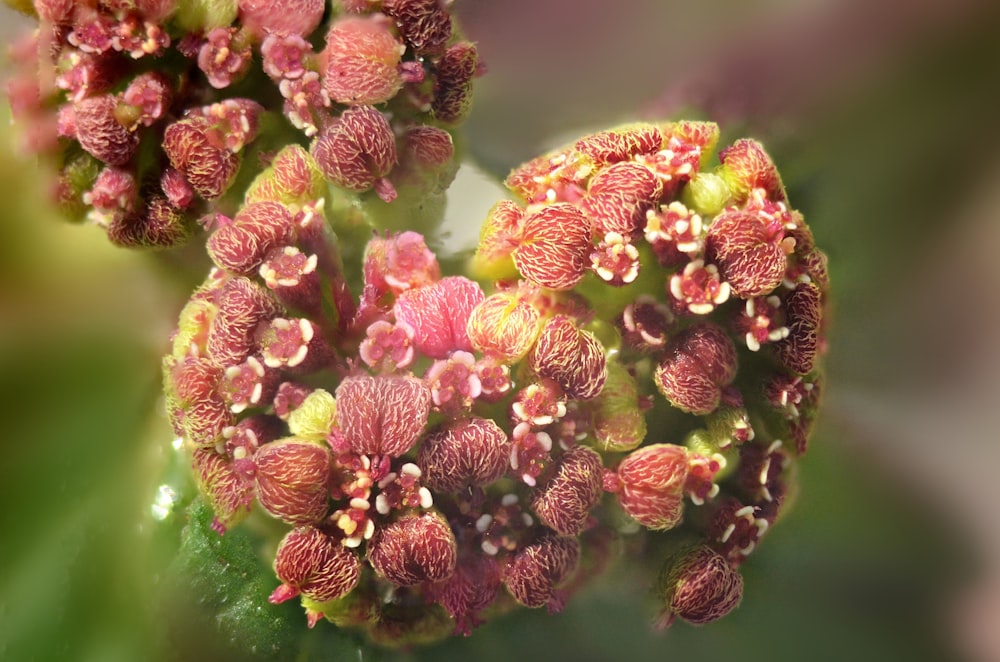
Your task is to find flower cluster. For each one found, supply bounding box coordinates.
[160,121,828,645]
[5,0,478,245]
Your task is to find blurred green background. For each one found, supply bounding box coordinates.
[3,1,1000,660]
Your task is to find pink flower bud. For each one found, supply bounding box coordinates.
[393,125,456,189]
[106,196,191,248]
[432,41,478,124]
[206,277,282,366]
[658,545,743,626]
[271,526,361,604]
[393,276,484,359]
[322,15,404,106]
[572,123,662,167]
[615,444,688,530]
[86,167,137,214]
[504,533,580,609]
[197,27,252,89]
[529,315,607,400]
[514,203,593,291]
[122,71,173,127]
[705,210,789,298]
[254,439,332,525]
[383,0,452,56]
[655,322,737,415]
[165,355,234,446]
[312,105,397,200]
[530,445,603,536]
[367,512,457,586]
[335,374,431,457]
[581,161,663,236]
[362,230,441,300]
[163,118,241,199]
[246,144,326,205]
[718,138,786,204]
[774,282,822,375]
[466,290,542,362]
[239,0,326,39]
[427,551,501,635]
[418,417,511,492]
[73,94,139,166]
[207,201,295,275]
[192,447,255,534]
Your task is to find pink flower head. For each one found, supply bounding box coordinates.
[614,443,689,531]
[718,138,786,204]
[270,525,361,605]
[530,445,604,536]
[367,511,457,586]
[706,209,790,298]
[322,14,405,106]
[529,315,608,400]
[254,438,332,525]
[334,374,431,457]
[655,322,738,415]
[72,94,139,166]
[581,161,663,236]
[466,289,543,363]
[363,231,441,299]
[419,417,511,493]
[514,203,593,291]
[311,105,398,201]
[393,276,485,359]
[239,0,326,39]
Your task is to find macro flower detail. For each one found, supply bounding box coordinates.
[657,544,744,626]
[0,0,840,633]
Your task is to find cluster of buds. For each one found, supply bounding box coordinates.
[4,0,479,245]
[159,118,827,645]
[4,0,828,649]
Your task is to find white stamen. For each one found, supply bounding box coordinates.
[475,514,493,533]
[375,493,390,515]
[418,487,433,509]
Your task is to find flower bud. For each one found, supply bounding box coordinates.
[591,360,647,452]
[73,94,139,167]
[206,277,282,367]
[363,230,441,298]
[581,161,663,236]
[718,138,786,204]
[681,172,730,216]
[427,551,501,635]
[529,315,607,400]
[504,533,580,609]
[163,117,241,200]
[287,388,336,441]
[514,203,593,291]
[239,0,326,39]
[245,144,326,206]
[383,0,453,56]
[572,123,662,166]
[655,322,737,415]
[197,27,253,89]
[393,125,456,190]
[334,374,431,457]
[530,445,604,536]
[106,196,191,248]
[254,438,332,525]
[270,526,361,604]
[774,282,822,375]
[208,201,295,275]
[466,290,542,362]
[367,512,457,586]
[311,105,397,199]
[192,447,255,533]
[471,200,525,279]
[705,209,788,298]
[419,417,511,493]
[432,42,478,125]
[657,544,743,626]
[615,444,688,531]
[393,276,484,359]
[322,15,404,106]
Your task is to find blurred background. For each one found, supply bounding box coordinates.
[2,0,1000,660]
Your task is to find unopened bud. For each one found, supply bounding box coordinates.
[271,526,361,604]
[530,445,604,536]
[419,417,511,493]
[657,544,743,626]
[254,438,332,525]
[367,512,457,586]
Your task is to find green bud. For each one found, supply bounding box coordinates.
[173,0,238,32]
[592,360,647,452]
[681,172,730,217]
[287,389,336,441]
